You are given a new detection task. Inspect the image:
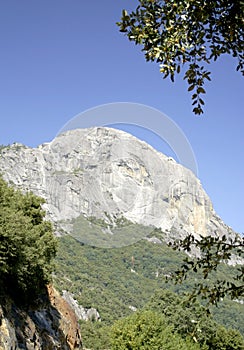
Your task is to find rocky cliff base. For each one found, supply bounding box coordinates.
[0,286,82,350]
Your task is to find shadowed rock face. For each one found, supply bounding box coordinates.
[0,286,82,350]
[0,127,233,240]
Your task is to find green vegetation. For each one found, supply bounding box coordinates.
[71,213,151,248]
[78,321,111,350]
[0,176,57,301]
[53,217,244,349]
[0,144,10,153]
[110,304,244,350]
[170,233,244,306]
[117,0,244,114]
[145,289,244,350]
[111,310,201,350]
[72,167,83,175]
[0,143,27,153]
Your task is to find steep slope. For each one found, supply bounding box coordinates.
[53,233,244,347]
[0,127,234,245]
[0,286,82,350]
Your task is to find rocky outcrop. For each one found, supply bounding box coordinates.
[0,286,82,350]
[62,291,100,322]
[0,127,234,243]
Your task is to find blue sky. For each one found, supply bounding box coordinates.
[0,0,243,233]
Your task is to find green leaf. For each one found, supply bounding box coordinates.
[197,87,206,94]
[122,9,128,17]
[188,84,195,91]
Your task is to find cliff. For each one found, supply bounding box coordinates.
[0,286,82,350]
[0,127,233,245]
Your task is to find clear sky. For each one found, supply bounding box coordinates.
[0,0,243,233]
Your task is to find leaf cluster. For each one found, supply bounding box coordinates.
[117,0,244,114]
[169,233,244,306]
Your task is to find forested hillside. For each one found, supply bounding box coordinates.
[54,222,244,350]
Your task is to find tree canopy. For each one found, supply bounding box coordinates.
[111,297,244,350]
[146,289,244,349]
[0,176,57,301]
[111,309,201,350]
[117,0,244,114]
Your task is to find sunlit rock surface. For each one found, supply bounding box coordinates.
[0,286,82,350]
[0,127,233,240]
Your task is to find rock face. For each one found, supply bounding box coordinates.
[0,127,233,241]
[0,286,82,350]
[62,291,100,322]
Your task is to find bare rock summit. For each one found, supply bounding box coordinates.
[0,127,233,243]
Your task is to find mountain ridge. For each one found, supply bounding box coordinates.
[0,127,235,246]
